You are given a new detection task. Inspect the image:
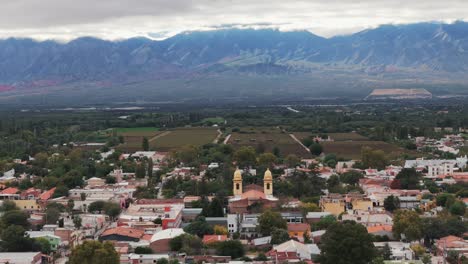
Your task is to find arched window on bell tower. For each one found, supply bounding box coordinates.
[267,183,270,190]
[236,183,240,190]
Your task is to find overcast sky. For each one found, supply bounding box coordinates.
[0,0,467,41]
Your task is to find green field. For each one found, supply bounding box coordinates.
[114,127,162,152]
[321,141,407,160]
[228,127,311,158]
[294,132,369,142]
[202,117,225,124]
[150,127,220,151]
[114,127,159,134]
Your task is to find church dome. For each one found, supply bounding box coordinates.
[233,169,242,180]
[264,168,273,180]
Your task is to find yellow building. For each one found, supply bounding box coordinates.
[14,200,42,211]
[321,201,346,216]
[263,168,273,196]
[233,169,243,196]
[352,199,373,211]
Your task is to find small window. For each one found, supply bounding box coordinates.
[236,183,240,190]
[267,183,270,190]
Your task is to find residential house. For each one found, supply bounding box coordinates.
[26,231,61,251]
[435,236,468,258]
[100,227,144,242]
[287,223,310,241]
[149,228,185,253]
[0,252,42,264]
[374,242,414,260]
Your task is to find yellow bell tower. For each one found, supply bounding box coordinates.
[233,168,243,196]
[264,168,273,196]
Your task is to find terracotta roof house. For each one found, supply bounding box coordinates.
[436,236,468,257]
[202,235,228,245]
[367,225,394,239]
[39,187,56,201]
[100,227,144,242]
[0,187,20,200]
[287,223,311,241]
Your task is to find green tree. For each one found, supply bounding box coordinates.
[35,237,52,254]
[45,207,61,224]
[319,221,376,264]
[0,200,19,212]
[69,240,119,264]
[361,147,388,170]
[309,143,323,156]
[135,163,146,178]
[0,225,37,252]
[258,153,277,168]
[311,215,336,231]
[393,210,423,241]
[202,197,224,217]
[233,146,257,167]
[340,171,364,186]
[381,243,392,260]
[147,158,153,178]
[175,145,199,164]
[421,254,431,264]
[449,201,466,216]
[0,210,30,229]
[257,210,287,236]
[88,200,106,213]
[395,168,421,189]
[104,202,122,220]
[73,215,82,229]
[156,259,169,264]
[285,154,301,168]
[270,228,290,245]
[183,216,214,238]
[134,246,153,254]
[383,195,400,212]
[53,185,70,198]
[142,137,149,151]
[216,240,245,259]
[67,199,75,213]
[169,234,203,255]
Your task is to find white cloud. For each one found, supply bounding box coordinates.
[0,0,466,41]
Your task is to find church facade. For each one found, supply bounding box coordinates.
[228,168,278,214]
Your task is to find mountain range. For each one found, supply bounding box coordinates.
[1,21,468,105]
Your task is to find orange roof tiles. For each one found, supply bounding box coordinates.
[287,223,310,233]
[241,189,266,200]
[202,235,228,244]
[39,187,56,200]
[101,227,144,239]
[0,187,19,195]
[367,225,393,233]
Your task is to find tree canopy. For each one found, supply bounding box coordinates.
[69,240,119,264]
[319,221,376,264]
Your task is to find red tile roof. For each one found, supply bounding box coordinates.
[202,235,228,244]
[0,187,19,195]
[287,223,310,233]
[39,187,56,200]
[367,225,393,233]
[101,227,144,240]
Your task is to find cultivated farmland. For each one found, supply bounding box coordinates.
[294,132,369,142]
[150,127,220,151]
[228,127,311,158]
[114,127,161,152]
